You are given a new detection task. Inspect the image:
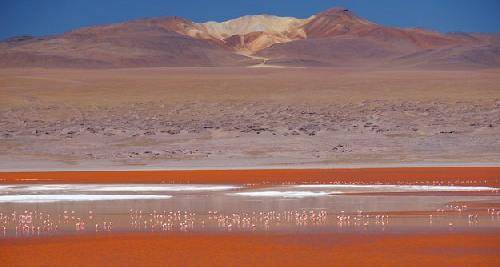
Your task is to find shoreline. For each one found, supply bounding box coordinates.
[1,156,500,172]
[1,166,499,186]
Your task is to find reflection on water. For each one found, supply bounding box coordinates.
[0,183,499,238]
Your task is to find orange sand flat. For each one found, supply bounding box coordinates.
[1,233,499,266]
[0,167,499,186]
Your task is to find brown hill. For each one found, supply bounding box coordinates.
[0,17,253,68]
[257,9,499,68]
[0,7,498,68]
[258,36,400,67]
[391,44,500,69]
[301,8,462,49]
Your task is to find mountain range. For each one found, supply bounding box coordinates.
[1,7,499,68]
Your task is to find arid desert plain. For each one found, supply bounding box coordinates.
[1,67,500,170]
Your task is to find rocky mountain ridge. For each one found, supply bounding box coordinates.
[1,7,498,68]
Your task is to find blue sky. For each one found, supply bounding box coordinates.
[1,0,499,40]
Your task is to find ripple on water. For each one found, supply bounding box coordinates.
[0,194,172,203]
[231,191,339,198]
[0,184,242,193]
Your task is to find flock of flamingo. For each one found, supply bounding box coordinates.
[1,205,498,238]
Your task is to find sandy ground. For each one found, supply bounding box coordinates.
[1,67,500,169]
[1,233,499,266]
[1,167,499,186]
